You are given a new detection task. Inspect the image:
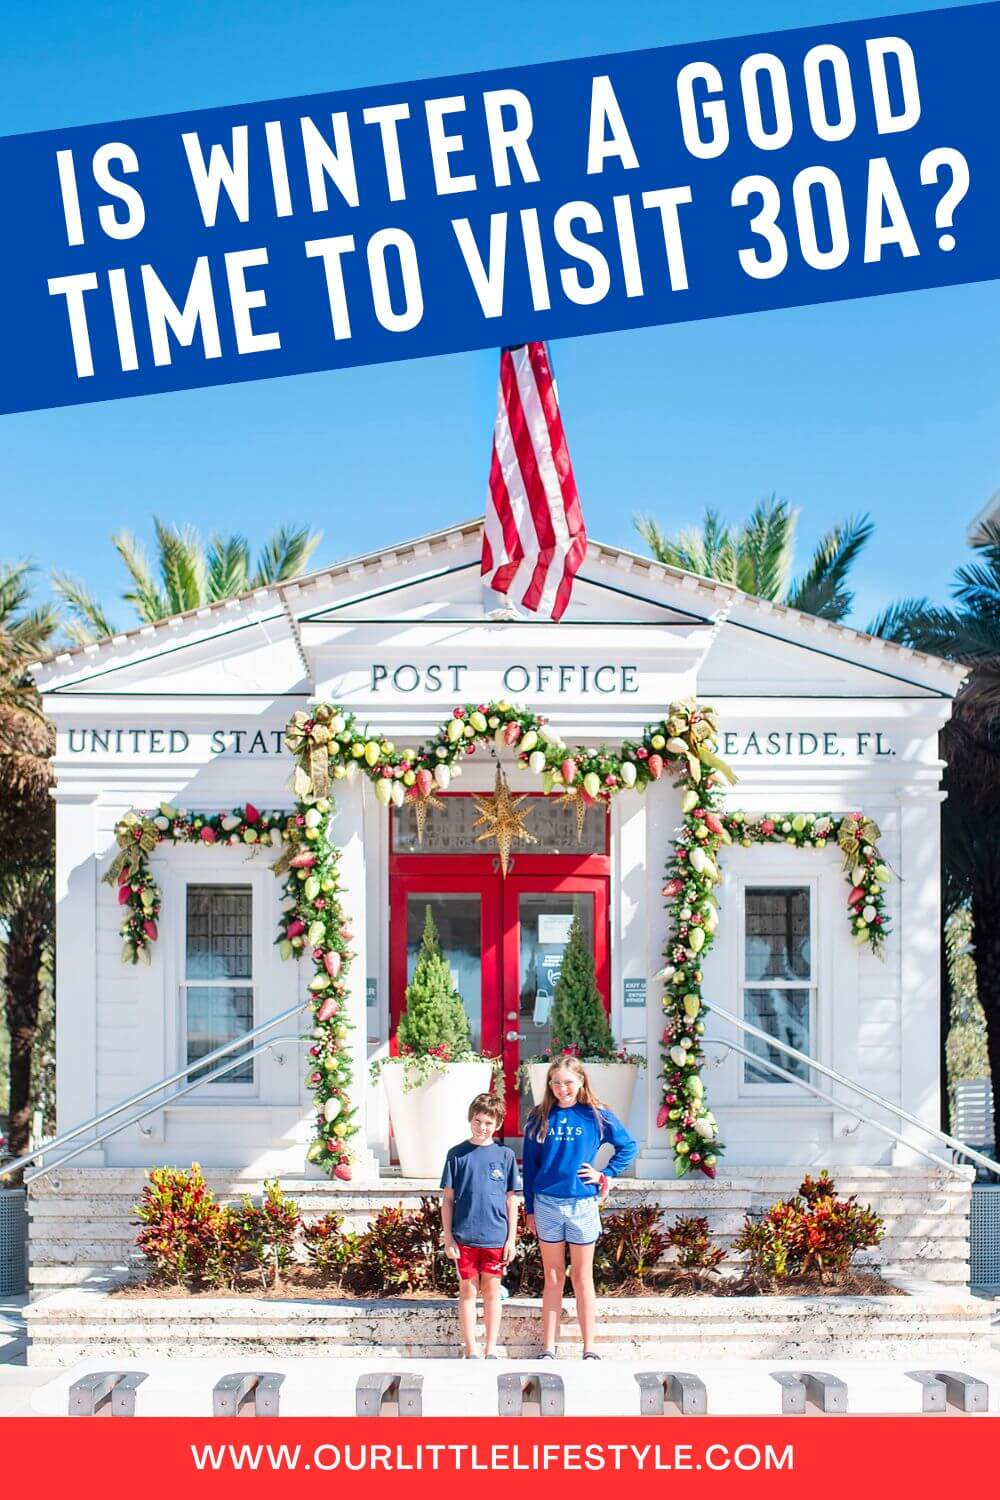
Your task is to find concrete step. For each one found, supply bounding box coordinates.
[23,1285,994,1367]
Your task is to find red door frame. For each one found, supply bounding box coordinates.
[388,796,611,1139]
[389,871,502,1058]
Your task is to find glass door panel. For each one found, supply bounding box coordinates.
[404,893,483,1051]
[502,875,609,1143]
[515,892,595,1134]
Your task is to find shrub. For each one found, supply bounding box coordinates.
[133,1163,222,1286]
[547,914,615,1059]
[341,1204,451,1296]
[664,1215,726,1276]
[302,1211,347,1276]
[593,1203,670,1286]
[732,1171,884,1283]
[234,1180,301,1289]
[396,906,472,1058]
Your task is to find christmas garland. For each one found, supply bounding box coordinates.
[103,697,892,1182]
[655,777,892,1179]
[103,803,285,964]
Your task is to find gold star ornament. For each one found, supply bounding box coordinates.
[410,788,444,845]
[557,787,588,843]
[472,768,538,875]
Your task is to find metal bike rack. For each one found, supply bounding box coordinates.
[497,1372,564,1416]
[68,1371,147,1417]
[213,1372,284,1417]
[770,1371,847,1414]
[635,1371,708,1416]
[907,1370,989,1413]
[355,1373,423,1417]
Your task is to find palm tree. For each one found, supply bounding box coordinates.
[635,496,874,622]
[869,522,1000,1150]
[52,520,321,644]
[0,564,58,1163]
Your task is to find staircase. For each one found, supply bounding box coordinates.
[26,1165,973,1290]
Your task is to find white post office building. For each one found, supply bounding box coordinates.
[28,522,973,1286]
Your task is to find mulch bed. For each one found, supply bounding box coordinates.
[110,1265,904,1301]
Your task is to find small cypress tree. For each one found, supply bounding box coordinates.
[396,905,472,1057]
[547,914,615,1058]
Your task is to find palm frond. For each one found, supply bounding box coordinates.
[787,514,874,621]
[9,605,59,656]
[251,526,321,586]
[865,597,936,646]
[112,530,169,622]
[207,533,251,601]
[0,563,32,627]
[737,496,796,602]
[50,571,117,643]
[153,519,208,615]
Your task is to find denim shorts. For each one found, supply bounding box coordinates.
[533,1193,602,1245]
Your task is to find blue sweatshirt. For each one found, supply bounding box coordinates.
[522,1102,638,1212]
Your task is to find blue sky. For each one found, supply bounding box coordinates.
[2,0,995,634]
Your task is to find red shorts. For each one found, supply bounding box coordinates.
[457,1243,505,1279]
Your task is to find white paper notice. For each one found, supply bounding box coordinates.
[538,913,573,944]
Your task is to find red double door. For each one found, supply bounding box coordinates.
[390,846,609,1142]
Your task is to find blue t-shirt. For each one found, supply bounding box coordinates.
[440,1141,520,1247]
[521,1103,637,1213]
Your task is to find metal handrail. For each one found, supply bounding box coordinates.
[0,999,309,1182]
[704,999,1000,1178]
[704,1036,970,1178]
[21,1033,304,1185]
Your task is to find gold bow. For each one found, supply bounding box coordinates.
[663,699,738,786]
[837,815,882,873]
[284,709,335,800]
[103,812,161,886]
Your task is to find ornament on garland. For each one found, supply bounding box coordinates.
[472,767,538,875]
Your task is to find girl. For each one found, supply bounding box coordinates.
[522,1056,638,1360]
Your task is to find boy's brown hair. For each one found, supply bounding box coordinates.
[468,1092,505,1126]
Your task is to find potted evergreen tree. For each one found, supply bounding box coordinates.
[375,906,496,1177]
[523,915,644,1125]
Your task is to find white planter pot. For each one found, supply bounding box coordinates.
[526,1061,640,1129]
[382,1060,493,1179]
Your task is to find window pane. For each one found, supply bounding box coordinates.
[406,895,482,1051]
[743,987,810,1084]
[186,986,254,1083]
[745,886,810,981]
[517,893,596,1134]
[186,885,252,980]
[392,794,606,855]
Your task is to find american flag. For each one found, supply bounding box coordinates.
[482,342,588,622]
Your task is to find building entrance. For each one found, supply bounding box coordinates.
[389,794,610,1142]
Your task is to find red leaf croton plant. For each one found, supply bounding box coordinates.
[103,698,892,1180]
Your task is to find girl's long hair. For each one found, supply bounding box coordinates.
[525,1055,606,1143]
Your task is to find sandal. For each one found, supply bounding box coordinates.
[538,1350,557,1360]
[582,1351,601,1360]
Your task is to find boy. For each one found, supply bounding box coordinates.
[440,1093,520,1359]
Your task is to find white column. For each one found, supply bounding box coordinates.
[893,787,946,1164]
[329,774,380,1180]
[636,781,677,1178]
[53,788,102,1158]
[613,791,648,1145]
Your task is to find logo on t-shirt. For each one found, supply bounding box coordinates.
[489,1164,504,1180]
[550,1114,584,1141]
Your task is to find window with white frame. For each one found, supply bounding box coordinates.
[741,884,814,1087]
[183,884,254,1084]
